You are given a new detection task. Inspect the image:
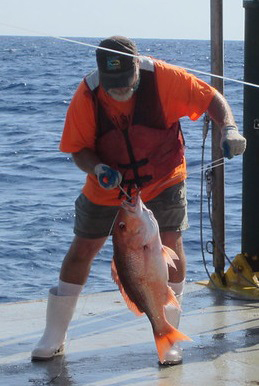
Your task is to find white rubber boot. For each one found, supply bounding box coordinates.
[162,294,183,365]
[31,287,79,361]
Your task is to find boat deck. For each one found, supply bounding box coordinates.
[0,282,258,386]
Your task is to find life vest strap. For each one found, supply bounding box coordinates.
[118,158,148,169]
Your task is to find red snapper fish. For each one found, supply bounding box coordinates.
[112,193,191,363]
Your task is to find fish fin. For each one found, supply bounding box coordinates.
[111,258,120,284]
[154,325,192,363]
[163,245,179,260]
[111,259,143,316]
[162,246,179,269]
[167,287,181,310]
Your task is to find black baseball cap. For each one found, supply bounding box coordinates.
[96,36,138,90]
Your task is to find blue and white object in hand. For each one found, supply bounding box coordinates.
[94,163,122,190]
[220,126,246,159]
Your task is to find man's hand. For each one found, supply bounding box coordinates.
[94,163,122,190]
[220,126,246,159]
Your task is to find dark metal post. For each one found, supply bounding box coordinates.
[210,0,225,277]
[242,0,259,271]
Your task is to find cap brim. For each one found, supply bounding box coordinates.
[99,68,135,90]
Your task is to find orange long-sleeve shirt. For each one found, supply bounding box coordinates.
[60,59,216,205]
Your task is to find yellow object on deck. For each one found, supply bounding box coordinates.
[197,254,259,300]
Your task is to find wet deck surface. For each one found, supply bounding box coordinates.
[0,283,259,386]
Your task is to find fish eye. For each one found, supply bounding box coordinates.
[143,245,148,250]
[119,222,125,229]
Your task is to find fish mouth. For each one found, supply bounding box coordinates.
[121,194,141,213]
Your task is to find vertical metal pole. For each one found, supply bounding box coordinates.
[242,0,259,271]
[210,0,225,277]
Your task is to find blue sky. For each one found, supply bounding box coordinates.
[1,0,244,40]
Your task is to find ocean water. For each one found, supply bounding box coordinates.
[0,36,244,303]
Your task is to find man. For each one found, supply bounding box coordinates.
[31,36,246,365]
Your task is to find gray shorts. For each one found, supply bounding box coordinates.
[74,181,188,239]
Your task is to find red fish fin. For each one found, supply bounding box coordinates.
[167,287,181,310]
[111,259,143,316]
[154,326,192,363]
[162,246,178,269]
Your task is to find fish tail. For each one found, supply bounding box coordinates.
[154,326,192,363]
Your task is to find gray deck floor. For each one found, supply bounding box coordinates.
[0,283,258,386]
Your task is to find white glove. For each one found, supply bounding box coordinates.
[94,163,122,190]
[220,126,246,159]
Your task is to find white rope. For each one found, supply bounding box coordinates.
[182,66,259,89]
[188,157,225,177]
[0,22,140,58]
[1,21,259,90]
